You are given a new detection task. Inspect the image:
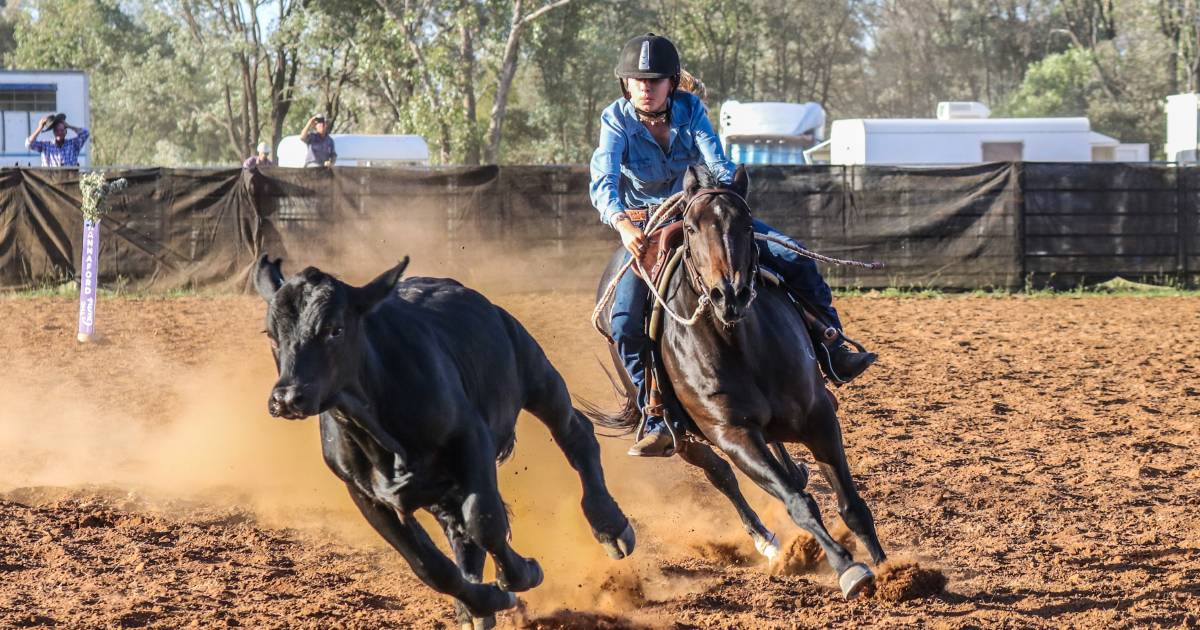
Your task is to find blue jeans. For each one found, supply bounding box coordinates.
[610,219,841,434]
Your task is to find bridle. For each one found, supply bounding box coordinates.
[680,187,760,321]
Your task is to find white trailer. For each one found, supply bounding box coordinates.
[0,70,90,167]
[718,100,825,165]
[1166,93,1200,162]
[807,101,1148,165]
[276,134,430,167]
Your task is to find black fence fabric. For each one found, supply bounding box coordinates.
[0,163,1195,292]
[0,168,257,291]
[1023,163,1193,287]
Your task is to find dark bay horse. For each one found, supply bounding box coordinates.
[254,257,635,629]
[588,165,885,598]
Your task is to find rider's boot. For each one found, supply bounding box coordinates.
[627,397,674,457]
[826,342,876,385]
[627,422,674,457]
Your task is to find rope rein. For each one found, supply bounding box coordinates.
[591,192,690,339]
[752,233,885,270]
[590,191,885,339]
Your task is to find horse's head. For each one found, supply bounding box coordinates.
[254,255,408,419]
[681,164,755,326]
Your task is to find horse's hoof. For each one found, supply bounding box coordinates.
[839,562,874,600]
[498,558,543,593]
[754,532,780,561]
[601,521,637,560]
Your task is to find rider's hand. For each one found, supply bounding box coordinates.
[616,217,646,258]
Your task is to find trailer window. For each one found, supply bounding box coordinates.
[0,85,57,111]
[981,142,1023,161]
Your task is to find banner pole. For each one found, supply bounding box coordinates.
[76,218,101,342]
[76,172,127,344]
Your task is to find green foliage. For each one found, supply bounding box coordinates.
[78,171,127,221]
[999,48,1096,118]
[0,0,1188,165]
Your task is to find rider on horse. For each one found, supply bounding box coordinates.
[590,33,877,458]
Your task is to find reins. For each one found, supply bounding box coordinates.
[591,189,885,340]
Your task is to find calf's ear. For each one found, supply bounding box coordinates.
[254,254,284,301]
[351,256,409,313]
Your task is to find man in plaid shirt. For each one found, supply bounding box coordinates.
[26,113,89,167]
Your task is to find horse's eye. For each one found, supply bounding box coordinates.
[685,225,696,234]
[328,325,344,339]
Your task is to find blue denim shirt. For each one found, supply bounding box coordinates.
[589,92,734,226]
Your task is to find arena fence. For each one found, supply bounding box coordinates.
[0,163,1195,292]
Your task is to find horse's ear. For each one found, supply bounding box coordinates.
[350,257,409,313]
[682,165,704,201]
[730,164,750,200]
[254,254,284,302]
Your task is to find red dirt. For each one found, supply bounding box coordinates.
[2,292,1199,628]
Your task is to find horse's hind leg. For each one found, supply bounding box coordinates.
[523,368,635,560]
[432,503,495,630]
[343,486,516,618]
[677,441,781,561]
[807,418,887,565]
[713,424,874,599]
[455,422,544,593]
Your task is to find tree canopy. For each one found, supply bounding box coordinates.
[0,0,1189,165]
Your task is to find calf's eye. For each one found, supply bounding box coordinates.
[328,326,344,339]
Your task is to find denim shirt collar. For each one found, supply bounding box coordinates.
[619,95,689,150]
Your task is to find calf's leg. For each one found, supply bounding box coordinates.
[524,369,636,559]
[455,423,544,593]
[344,486,516,617]
[432,503,495,630]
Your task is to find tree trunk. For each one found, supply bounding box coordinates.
[484,0,572,164]
[460,1,480,165]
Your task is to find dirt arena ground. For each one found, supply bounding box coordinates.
[2,290,1198,628]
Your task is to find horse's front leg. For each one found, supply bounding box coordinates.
[806,413,887,565]
[711,423,874,599]
[677,441,781,561]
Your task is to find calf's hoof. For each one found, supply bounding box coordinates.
[839,562,875,600]
[459,616,496,630]
[498,558,543,593]
[464,585,517,618]
[598,521,636,560]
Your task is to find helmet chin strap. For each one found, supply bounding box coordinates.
[634,105,669,122]
[620,78,678,125]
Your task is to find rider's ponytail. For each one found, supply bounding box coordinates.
[678,69,707,103]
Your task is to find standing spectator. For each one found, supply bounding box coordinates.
[243,142,274,170]
[300,114,336,167]
[26,113,90,167]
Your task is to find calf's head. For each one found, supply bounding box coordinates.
[254,255,409,420]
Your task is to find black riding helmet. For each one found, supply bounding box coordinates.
[614,33,681,80]
[615,33,681,121]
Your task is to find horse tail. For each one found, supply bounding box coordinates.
[577,359,640,435]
